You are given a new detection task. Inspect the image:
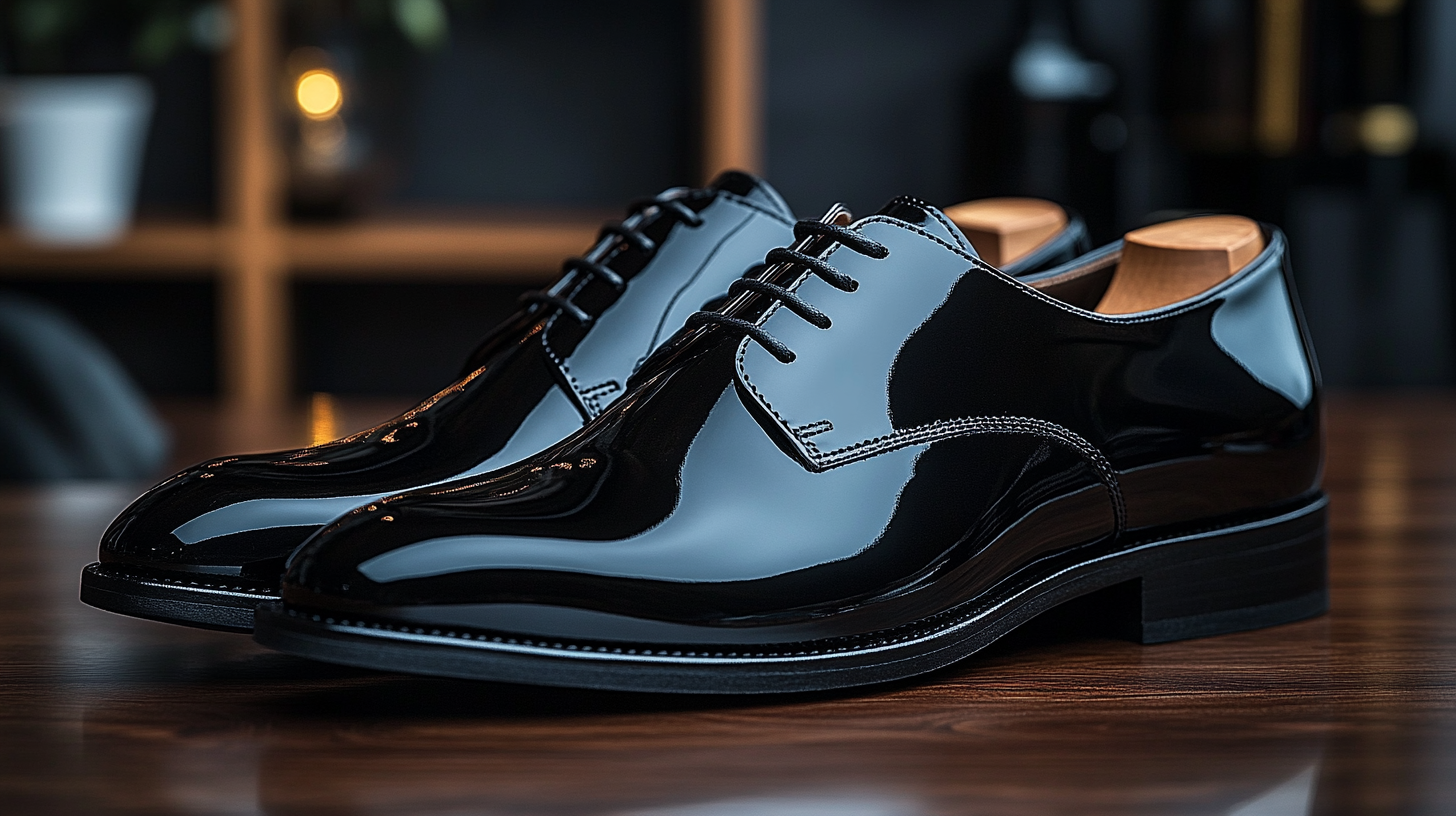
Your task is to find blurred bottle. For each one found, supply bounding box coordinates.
[282,1,451,221]
[285,44,371,220]
[1301,0,1449,386]
[1154,0,1275,219]
[965,0,1123,242]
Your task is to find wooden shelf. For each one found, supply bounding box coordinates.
[0,223,219,275]
[0,219,600,281]
[288,219,600,279]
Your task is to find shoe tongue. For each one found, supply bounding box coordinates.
[709,170,795,221]
[873,196,978,258]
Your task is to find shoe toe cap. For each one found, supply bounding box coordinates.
[100,462,317,570]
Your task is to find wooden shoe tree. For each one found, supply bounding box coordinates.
[945,198,1068,267]
[1094,215,1265,314]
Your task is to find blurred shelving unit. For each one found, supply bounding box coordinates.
[0,224,220,275]
[0,0,763,409]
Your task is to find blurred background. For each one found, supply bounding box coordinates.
[0,0,1450,478]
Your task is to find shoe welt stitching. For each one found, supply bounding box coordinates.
[284,498,1324,663]
[96,565,276,596]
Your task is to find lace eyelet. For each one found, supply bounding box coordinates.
[682,218,885,369]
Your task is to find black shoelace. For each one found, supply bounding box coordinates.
[684,220,889,363]
[518,194,705,323]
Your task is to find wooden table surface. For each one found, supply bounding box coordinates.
[2,396,1454,815]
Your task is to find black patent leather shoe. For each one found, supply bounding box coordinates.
[80,183,1090,634]
[253,200,1326,693]
[82,173,800,630]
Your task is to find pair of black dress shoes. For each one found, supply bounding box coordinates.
[82,172,1325,694]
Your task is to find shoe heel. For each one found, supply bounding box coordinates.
[1130,499,1329,644]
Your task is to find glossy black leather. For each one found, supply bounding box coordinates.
[94,185,1091,590]
[98,172,798,578]
[279,199,1322,647]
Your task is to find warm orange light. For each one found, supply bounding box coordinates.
[1360,104,1418,156]
[296,69,343,119]
[310,392,337,446]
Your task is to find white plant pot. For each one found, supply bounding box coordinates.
[0,75,154,246]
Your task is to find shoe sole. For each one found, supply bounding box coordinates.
[80,562,277,632]
[253,495,1329,694]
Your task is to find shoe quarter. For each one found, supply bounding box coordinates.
[736,218,997,467]
[737,220,1318,459]
[734,218,1320,535]
[548,195,794,416]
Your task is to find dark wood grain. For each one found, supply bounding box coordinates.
[2,395,1454,814]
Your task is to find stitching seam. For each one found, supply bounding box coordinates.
[801,415,1126,536]
[579,380,621,398]
[715,191,796,227]
[793,420,834,438]
[644,207,758,353]
[893,195,974,254]
[96,565,276,597]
